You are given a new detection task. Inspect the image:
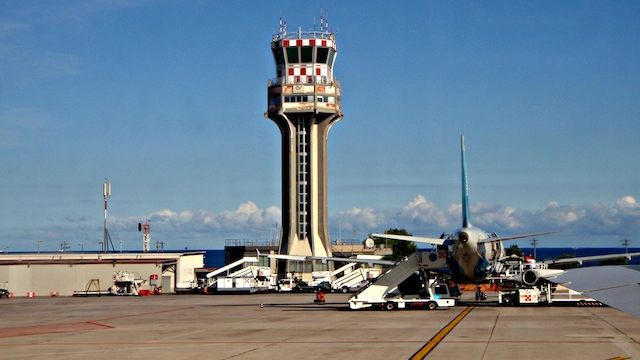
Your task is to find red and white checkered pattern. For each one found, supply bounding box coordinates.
[286,66,328,77]
[277,39,334,49]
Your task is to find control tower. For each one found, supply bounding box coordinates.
[266,18,343,276]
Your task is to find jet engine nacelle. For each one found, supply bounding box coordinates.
[521,269,540,286]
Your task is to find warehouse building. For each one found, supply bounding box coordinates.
[0,252,204,297]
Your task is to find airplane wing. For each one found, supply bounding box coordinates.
[547,265,640,319]
[265,254,308,261]
[307,256,397,266]
[263,253,397,266]
[477,230,558,244]
[371,233,445,245]
[542,251,640,266]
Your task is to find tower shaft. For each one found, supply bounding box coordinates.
[266,21,343,276]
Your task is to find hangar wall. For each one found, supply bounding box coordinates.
[0,253,204,297]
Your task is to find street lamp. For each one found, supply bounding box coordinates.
[38,239,43,253]
[78,242,84,253]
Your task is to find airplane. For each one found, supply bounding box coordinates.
[372,135,557,287]
[371,135,640,300]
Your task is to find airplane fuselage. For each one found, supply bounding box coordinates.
[446,226,504,283]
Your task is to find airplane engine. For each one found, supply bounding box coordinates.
[459,232,469,243]
[522,269,540,286]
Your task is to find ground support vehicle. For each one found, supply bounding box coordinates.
[277,278,295,292]
[109,271,147,296]
[379,279,456,310]
[205,257,276,293]
[331,264,380,293]
[303,263,381,293]
[0,283,10,298]
[349,250,455,310]
[497,256,598,306]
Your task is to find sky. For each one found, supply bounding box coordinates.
[1,1,639,252]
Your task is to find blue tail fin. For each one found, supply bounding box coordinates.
[461,135,471,228]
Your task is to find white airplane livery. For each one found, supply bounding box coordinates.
[372,135,557,284]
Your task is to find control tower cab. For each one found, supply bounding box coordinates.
[266,17,343,277]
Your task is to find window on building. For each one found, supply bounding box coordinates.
[327,48,336,68]
[301,46,313,63]
[273,48,285,65]
[286,47,299,63]
[316,47,329,63]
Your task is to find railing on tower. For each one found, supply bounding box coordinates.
[268,76,339,87]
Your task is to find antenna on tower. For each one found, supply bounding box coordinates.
[138,215,151,253]
[279,17,287,37]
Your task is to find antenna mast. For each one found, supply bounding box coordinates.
[102,178,114,253]
[139,216,151,253]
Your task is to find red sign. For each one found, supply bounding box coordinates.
[150,274,159,280]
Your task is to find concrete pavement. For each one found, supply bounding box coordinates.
[0,293,638,359]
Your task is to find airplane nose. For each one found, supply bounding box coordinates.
[459,232,469,243]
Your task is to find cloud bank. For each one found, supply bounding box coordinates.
[11,195,639,251]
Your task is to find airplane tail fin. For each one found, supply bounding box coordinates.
[461,135,471,228]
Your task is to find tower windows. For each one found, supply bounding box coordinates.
[286,47,299,63]
[301,46,313,62]
[284,95,311,103]
[273,48,285,65]
[328,48,336,67]
[316,47,329,63]
[282,46,334,66]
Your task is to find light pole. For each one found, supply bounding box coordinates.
[37,239,43,253]
[103,178,111,253]
[530,238,538,260]
[78,242,84,253]
[621,239,630,253]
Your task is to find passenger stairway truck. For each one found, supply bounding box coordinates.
[348,250,455,310]
[330,263,380,293]
[308,262,381,293]
[205,257,276,293]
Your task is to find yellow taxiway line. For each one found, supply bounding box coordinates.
[410,306,474,360]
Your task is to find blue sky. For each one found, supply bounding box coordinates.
[1,1,639,252]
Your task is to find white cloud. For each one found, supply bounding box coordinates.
[6,196,640,251]
[331,195,640,240]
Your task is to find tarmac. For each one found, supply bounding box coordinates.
[1,292,639,360]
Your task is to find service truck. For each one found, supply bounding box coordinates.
[497,256,599,306]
